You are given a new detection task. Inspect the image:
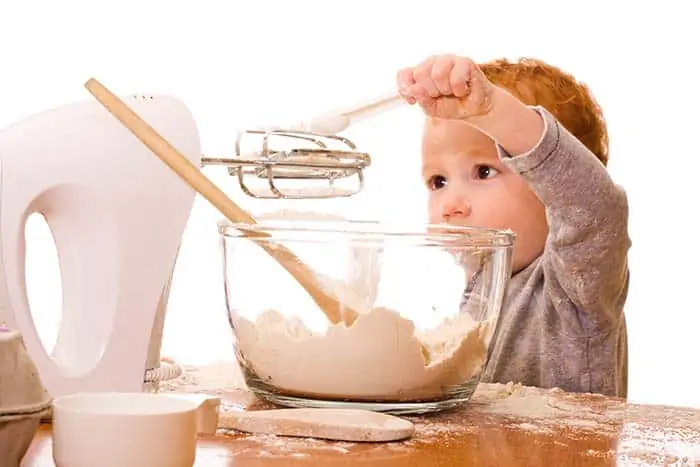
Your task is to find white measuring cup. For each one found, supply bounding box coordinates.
[51,392,218,467]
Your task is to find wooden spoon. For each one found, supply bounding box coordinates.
[222,408,414,442]
[83,78,358,327]
[304,92,404,134]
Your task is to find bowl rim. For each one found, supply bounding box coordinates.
[52,392,198,416]
[217,218,515,247]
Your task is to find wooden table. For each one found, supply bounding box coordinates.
[22,383,700,466]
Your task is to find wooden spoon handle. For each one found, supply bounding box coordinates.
[83,78,354,325]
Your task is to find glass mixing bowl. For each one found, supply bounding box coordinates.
[219,218,514,415]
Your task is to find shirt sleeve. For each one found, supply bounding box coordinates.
[497,106,631,334]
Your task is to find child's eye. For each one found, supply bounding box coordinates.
[426,175,447,191]
[475,165,499,180]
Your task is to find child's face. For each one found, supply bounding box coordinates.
[422,118,548,273]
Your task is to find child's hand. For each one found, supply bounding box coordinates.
[397,55,496,121]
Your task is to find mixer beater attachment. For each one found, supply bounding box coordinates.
[202,128,371,199]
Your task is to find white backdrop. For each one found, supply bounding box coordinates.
[2,0,697,407]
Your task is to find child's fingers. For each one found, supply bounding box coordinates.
[397,55,491,119]
[396,68,417,104]
[450,58,472,98]
[413,57,441,98]
[396,68,415,93]
[430,56,455,96]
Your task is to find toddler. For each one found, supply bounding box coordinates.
[396,55,630,398]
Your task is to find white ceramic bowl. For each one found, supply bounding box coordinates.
[52,392,199,467]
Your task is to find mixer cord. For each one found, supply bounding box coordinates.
[144,357,183,383]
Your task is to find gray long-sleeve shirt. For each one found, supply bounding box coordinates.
[477,106,630,399]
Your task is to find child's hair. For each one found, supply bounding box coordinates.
[480,58,609,166]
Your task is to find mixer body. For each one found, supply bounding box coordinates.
[0,94,201,398]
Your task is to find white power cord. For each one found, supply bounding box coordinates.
[144,357,183,383]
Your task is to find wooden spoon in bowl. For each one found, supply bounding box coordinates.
[83,78,358,327]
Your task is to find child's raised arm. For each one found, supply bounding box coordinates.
[493,103,630,334]
[398,55,631,334]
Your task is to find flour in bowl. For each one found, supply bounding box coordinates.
[233,307,489,401]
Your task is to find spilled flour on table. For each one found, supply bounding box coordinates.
[160,359,700,463]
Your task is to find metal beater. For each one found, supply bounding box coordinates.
[202,93,404,199]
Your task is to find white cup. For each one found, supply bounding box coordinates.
[52,392,199,467]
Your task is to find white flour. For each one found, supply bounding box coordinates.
[231,208,487,401]
[233,307,488,401]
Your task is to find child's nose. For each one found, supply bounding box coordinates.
[441,193,471,221]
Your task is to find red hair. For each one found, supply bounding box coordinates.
[481,58,609,166]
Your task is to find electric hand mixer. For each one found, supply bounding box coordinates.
[0,87,404,400]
